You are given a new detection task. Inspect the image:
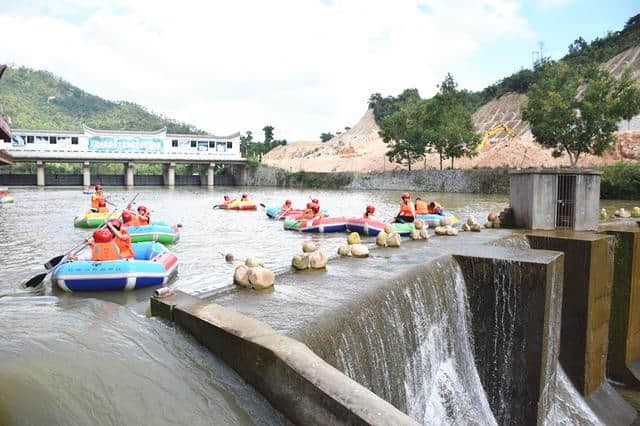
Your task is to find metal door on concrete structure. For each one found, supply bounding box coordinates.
[134,175,164,186]
[556,174,576,229]
[45,174,83,186]
[92,175,125,186]
[0,174,37,185]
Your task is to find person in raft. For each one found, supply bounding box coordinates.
[241,194,249,201]
[310,204,324,219]
[300,202,315,220]
[363,205,380,221]
[104,218,134,259]
[135,205,151,225]
[281,199,293,214]
[415,197,429,215]
[396,192,415,223]
[428,201,443,215]
[223,194,231,204]
[90,184,106,212]
[69,228,120,261]
[96,199,109,213]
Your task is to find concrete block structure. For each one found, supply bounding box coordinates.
[509,168,601,231]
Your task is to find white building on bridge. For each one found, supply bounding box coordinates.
[1,126,246,187]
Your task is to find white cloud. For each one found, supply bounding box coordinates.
[0,0,535,140]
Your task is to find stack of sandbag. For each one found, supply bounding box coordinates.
[292,242,328,270]
[338,232,370,258]
[234,257,275,290]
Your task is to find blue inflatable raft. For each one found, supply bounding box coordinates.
[415,211,459,227]
[52,242,178,292]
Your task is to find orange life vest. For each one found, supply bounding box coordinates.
[427,202,442,214]
[91,241,120,261]
[399,201,414,217]
[126,217,145,227]
[91,194,104,209]
[415,200,428,215]
[300,209,314,220]
[115,229,134,259]
[97,207,109,213]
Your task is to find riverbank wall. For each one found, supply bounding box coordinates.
[240,165,510,194]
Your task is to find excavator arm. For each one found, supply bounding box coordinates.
[477,124,515,150]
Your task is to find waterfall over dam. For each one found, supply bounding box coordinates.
[151,228,638,425]
[292,256,496,424]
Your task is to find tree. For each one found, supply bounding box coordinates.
[263,125,274,143]
[423,74,479,169]
[320,132,334,142]
[379,104,424,171]
[239,130,253,157]
[522,61,640,166]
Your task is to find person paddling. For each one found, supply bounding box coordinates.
[105,218,134,259]
[396,192,415,223]
[280,199,293,215]
[135,205,151,225]
[68,228,120,261]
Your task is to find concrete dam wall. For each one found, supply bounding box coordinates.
[150,225,640,425]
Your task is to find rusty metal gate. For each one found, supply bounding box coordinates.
[555,174,576,228]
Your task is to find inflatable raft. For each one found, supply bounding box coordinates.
[125,224,180,244]
[0,187,13,204]
[74,211,121,228]
[266,206,329,220]
[415,211,459,228]
[217,200,258,210]
[284,217,348,233]
[346,218,414,237]
[52,242,178,292]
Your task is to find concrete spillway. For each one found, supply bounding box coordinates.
[150,226,640,425]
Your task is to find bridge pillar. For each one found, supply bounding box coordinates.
[82,161,91,187]
[36,161,45,186]
[125,162,135,187]
[163,162,175,187]
[207,163,215,187]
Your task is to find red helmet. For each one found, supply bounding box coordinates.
[93,228,112,243]
[401,192,410,199]
[109,219,121,230]
[98,199,106,207]
[122,211,132,223]
[137,205,147,213]
[224,195,230,200]
[95,184,102,190]
[366,205,375,213]
[285,199,292,205]
[311,204,320,212]
[312,198,319,204]
[242,193,248,198]
[306,202,313,209]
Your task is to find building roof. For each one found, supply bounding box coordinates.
[0,149,13,166]
[11,127,241,140]
[83,125,167,136]
[166,131,241,140]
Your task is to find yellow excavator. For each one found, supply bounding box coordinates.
[477,124,515,150]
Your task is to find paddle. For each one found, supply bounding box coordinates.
[126,192,140,210]
[27,236,92,287]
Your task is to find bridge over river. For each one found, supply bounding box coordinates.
[0,126,248,187]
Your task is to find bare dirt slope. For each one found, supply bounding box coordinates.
[263,45,640,172]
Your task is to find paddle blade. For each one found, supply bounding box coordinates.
[45,255,64,270]
[259,203,266,208]
[24,273,47,288]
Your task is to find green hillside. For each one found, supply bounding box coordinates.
[370,13,640,124]
[0,67,204,134]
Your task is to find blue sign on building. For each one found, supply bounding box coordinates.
[88,136,164,152]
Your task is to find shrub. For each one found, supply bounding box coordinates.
[599,162,640,199]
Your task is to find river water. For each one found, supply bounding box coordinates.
[0,187,633,424]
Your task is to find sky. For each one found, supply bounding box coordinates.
[0,0,638,141]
